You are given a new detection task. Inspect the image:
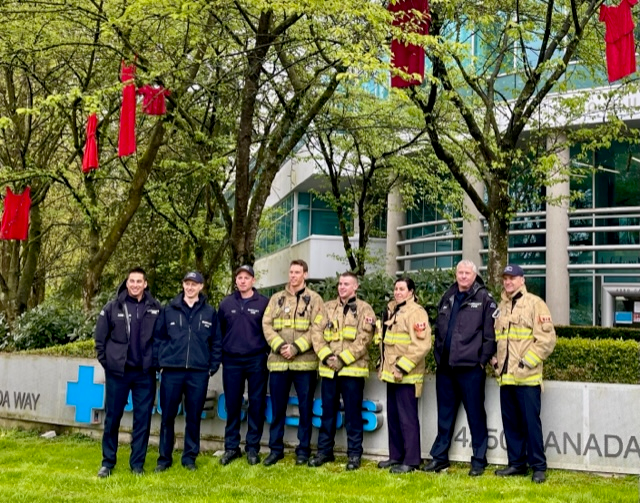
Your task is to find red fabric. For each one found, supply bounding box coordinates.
[388,0,430,88]
[138,85,170,115]
[82,113,99,173]
[118,61,137,157]
[1,187,31,241]
[599,0,638,82]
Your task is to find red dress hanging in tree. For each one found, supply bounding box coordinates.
[1,187,31,241]
[599,0,638,82]
[118,61,137,157]
[389,0,430,88]
[138,85,170,115]
[82,113,99,173]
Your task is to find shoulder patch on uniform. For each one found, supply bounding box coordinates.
[489,302,497,310]
[539,315,552,324]
[365,316,375,325]
[492,308,500,319]
[414,322,427,333]
[99,310,105,316]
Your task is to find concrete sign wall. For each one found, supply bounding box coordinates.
[0,354,638,474]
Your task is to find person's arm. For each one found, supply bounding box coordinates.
[262,296,286,354]
[521,299,557,368]
[94,302,111,368]
[209,307,221,375]
[395,307,432,376]
[480,294,498,366]
[337,303,375,367]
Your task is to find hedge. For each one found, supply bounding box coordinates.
[21,336,639,385]
[554,325,639,341]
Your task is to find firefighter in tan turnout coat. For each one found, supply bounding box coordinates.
[492,264,556,484]
[376,277,431,474]
[261,259,325,466]
[308,272,376,471]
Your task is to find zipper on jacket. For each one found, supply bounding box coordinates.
[123,304,131,341]
[184,313,192,368]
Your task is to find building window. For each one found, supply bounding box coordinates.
[570,276,594,325]
[256,194,294,257]
[297,192,351,241]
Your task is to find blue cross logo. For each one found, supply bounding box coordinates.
[66,365,104,423]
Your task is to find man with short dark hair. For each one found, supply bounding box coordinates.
[261,259,325,466]
[153,271,220,472]
[309,272,376,471]
[216,265,269,466]
[95,267,161,477]
[493,264,556,484]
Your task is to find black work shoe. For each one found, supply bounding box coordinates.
[154,465,169,473]
[220,448,242,466]
[263,452,284,466]
[183,463,197,471]
[247,451,260,465]
[390,464,417,474]
[295,455,309,465]
[532,470,546,483]
[346,457,361,471]
[468,467,485,477]
[377,459,401,469]
[97,466,111,478]
[495,466,528,477]
[131,466,144,475]
[422,460,450,472]
[308,453,335,467]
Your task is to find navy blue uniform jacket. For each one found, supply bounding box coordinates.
[216,289,269,358]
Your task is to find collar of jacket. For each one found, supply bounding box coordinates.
[233,288,258,302]
[285,284,307,297]
[502,284,528,302]
[170,291,207,311]
[117,287,152,306]
[444,277,485,305]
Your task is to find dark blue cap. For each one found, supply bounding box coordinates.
[183,271,204,284]
[235,265,255,277]
[503,264,525,277]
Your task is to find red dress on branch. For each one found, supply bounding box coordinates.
[118,61,137,157]
[138,85,170,115]
[388,0,430,88]
[599,0,638,82]
[0,186,31,241]
[82,113,99,173]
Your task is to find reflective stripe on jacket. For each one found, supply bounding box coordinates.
[312,297,376,379]
[494,285,556,386]
[262,285,325,372]
[378,297,431,385]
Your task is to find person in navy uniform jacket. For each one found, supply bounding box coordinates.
[94,267,161,478]
[215,265,269,466]
[153,271,220,472]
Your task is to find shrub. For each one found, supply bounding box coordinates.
[22,339,96,358]
[3,299,95,351]
[554,325,639,341]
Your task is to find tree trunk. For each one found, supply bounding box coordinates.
[16,201,43,315]
[82,121,165,310]
[485,181,511,290]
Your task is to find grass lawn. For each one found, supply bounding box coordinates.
[0,429,638,503]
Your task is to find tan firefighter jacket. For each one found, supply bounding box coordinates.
[494,285,556,386]
[312,296,376,379]
[262,285,325,372]
[376,297,431,395]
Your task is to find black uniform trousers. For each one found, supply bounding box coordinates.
[386,382,421,467]
[268,370,317,457]
[157,369,209,467]
[102,368,156,470]
[500,384,546,471]
[317,376,365,458]
[430,365,488,469]
[222,353,268,453]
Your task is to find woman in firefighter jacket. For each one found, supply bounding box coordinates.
[376,276,431,473]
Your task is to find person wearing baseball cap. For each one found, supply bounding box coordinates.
[491,263,556,483]
[216,265,269,465]
[153,271,221,472]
